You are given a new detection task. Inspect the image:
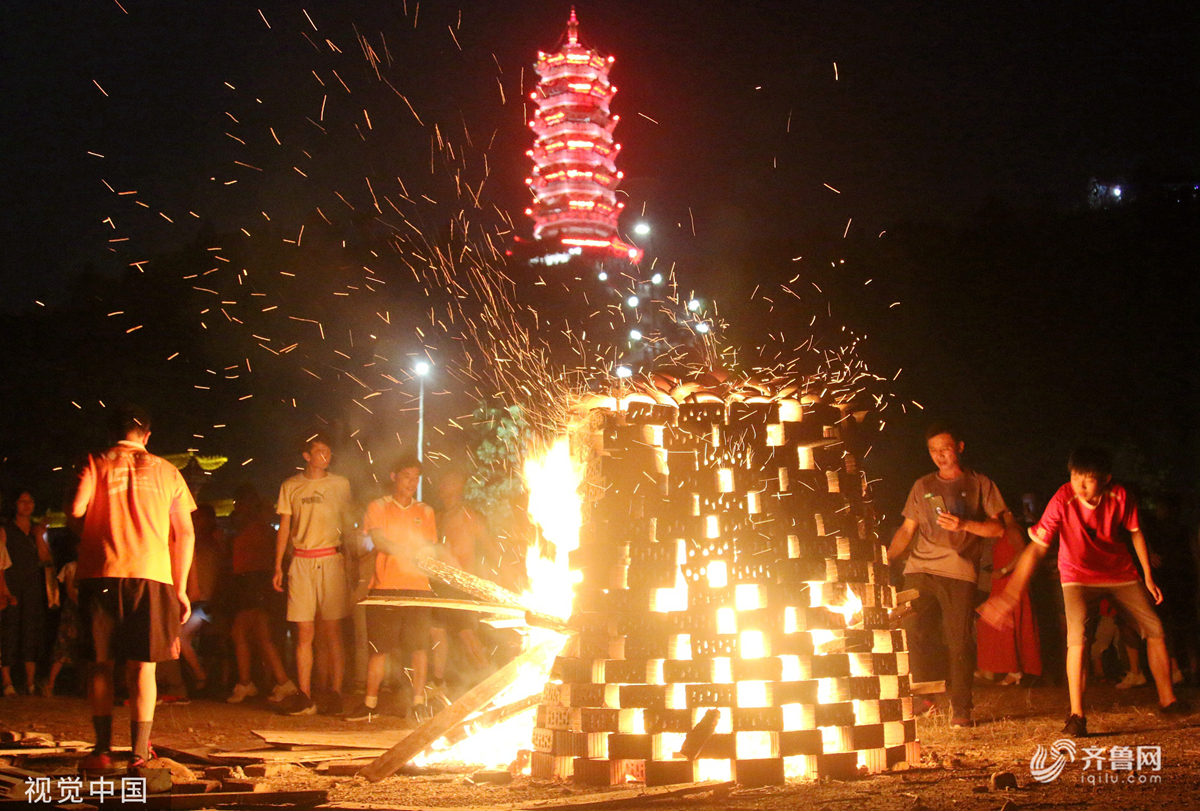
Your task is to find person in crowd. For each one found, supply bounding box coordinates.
[1088,597,1121,683]
[69,405,195,770]
[227,484,296,704]
[176,504,222,695]
[0,533,12,666]
[980,446,1190,738]
[429,470,492,698]
[0,490,54,696]
[274,435,352,716]
[887,423,1007,728]
[975,513,1041,685]
[1020,491,1067,685]
[45,535,82,697]
[1143,493,1198,685]
[345,456,437,724]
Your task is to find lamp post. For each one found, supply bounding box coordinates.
[414,359,431,500]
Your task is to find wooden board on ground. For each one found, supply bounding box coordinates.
[320,781,732,811]
[360,639,565,783]
[252,729,411,750]
[910,679,947,695]
[212,747,388,763]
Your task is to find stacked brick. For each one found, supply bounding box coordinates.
[530,386,920,786]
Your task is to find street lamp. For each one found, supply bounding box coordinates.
[414,359,431,500]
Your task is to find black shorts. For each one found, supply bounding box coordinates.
[433,608,480,635]
[366,605,431,654]
[79,578,181,663]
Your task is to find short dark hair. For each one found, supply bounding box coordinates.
[1068,446,1112,479]
[391,454,422,475]
[924,421,961,444]
[108,404,152,440]
[304,433,333,453]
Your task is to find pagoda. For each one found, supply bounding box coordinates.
[526,9,640,262]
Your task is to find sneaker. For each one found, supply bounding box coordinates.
[79,750,115,774]
[2,684,15,698]
[317,692,344,716]
[426,683,452,707]
[1160,699,1192,716]
[913,696,938,717]
[1061,714,1088,737]
[269,679,299,704]
[344,701,379,722]
[227,682,259,704]
[281,693,317,716]
[950,716,976,728]
[412,701,435,724]
[1115,671,1147,689]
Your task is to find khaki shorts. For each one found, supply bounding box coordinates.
[287,554,349,622]
[1063,581,1164,647]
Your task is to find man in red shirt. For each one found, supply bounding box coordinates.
[69,405,195,769]
[980,446,1190,736]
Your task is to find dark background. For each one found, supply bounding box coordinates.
[1,0,1196,527]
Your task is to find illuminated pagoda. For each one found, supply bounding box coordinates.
[525,9,640,263]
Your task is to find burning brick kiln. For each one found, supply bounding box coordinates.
[530,375,920,786]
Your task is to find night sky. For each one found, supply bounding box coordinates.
[2,1,1197,518]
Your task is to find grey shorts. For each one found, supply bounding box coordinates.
[287,554,349,622]
[1062,582,1164,647]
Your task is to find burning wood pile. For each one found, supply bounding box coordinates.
[528,372,920,786]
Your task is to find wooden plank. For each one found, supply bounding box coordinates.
[360,638,565,783]
[418,558,528,609]
[210,747,387,763]
[909,679,946,695]
[516,780,733,810]
[114,789,328,809]
[438,695,541,750]
[358,595,524,618]
[251,728,410,751]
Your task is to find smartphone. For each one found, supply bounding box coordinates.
[928,495,947,515]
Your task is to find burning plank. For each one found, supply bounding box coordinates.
[360,639,566,782]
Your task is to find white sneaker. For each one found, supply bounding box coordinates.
[227,682,259,704]
[269,680,299,703]
[1115,671,1147,689]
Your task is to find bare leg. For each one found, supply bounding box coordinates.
[1066,644,1086,717]
[1,665,12,690]
[364,652,387,699]
[430,627,448,681]
[47,660,64,692]
[411,649,428,699]
[88,661,115,719]
[294,621,316,696]
[251,612,288,685]
[232,612,254,685]
[1126,645,1142,676]
[318,619,344,694]
[128,661,156,723]
[24,661,37,691]
[178,613,207,686]
[459,630,490,670]
[1145,637,1178,707]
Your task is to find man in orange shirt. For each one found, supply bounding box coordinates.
[345,456,436,723]
[69,405,195,770]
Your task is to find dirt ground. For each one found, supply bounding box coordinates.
[2,679,1196,811]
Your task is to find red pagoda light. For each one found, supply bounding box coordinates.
[528,8,641,262]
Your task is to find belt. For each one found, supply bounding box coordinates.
[293,547,340,559]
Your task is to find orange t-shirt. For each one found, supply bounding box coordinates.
[363,497,437,591]
[72,441,196,585]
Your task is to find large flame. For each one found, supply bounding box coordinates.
[415,435,583,771]
[521,435,584,620]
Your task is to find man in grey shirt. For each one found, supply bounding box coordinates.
[888,423,1006,727]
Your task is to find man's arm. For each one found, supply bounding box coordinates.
[273,514,291,592]
[978,528,1050,628]
[1130,529,1163,604]
[169,508,196,624]
[888,518,919,562]
[34,524,53,564]
[935,510,1005,537]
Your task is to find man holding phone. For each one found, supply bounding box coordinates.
[888,423,1007,728]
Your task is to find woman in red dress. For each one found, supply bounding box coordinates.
[977,515,1042,683]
